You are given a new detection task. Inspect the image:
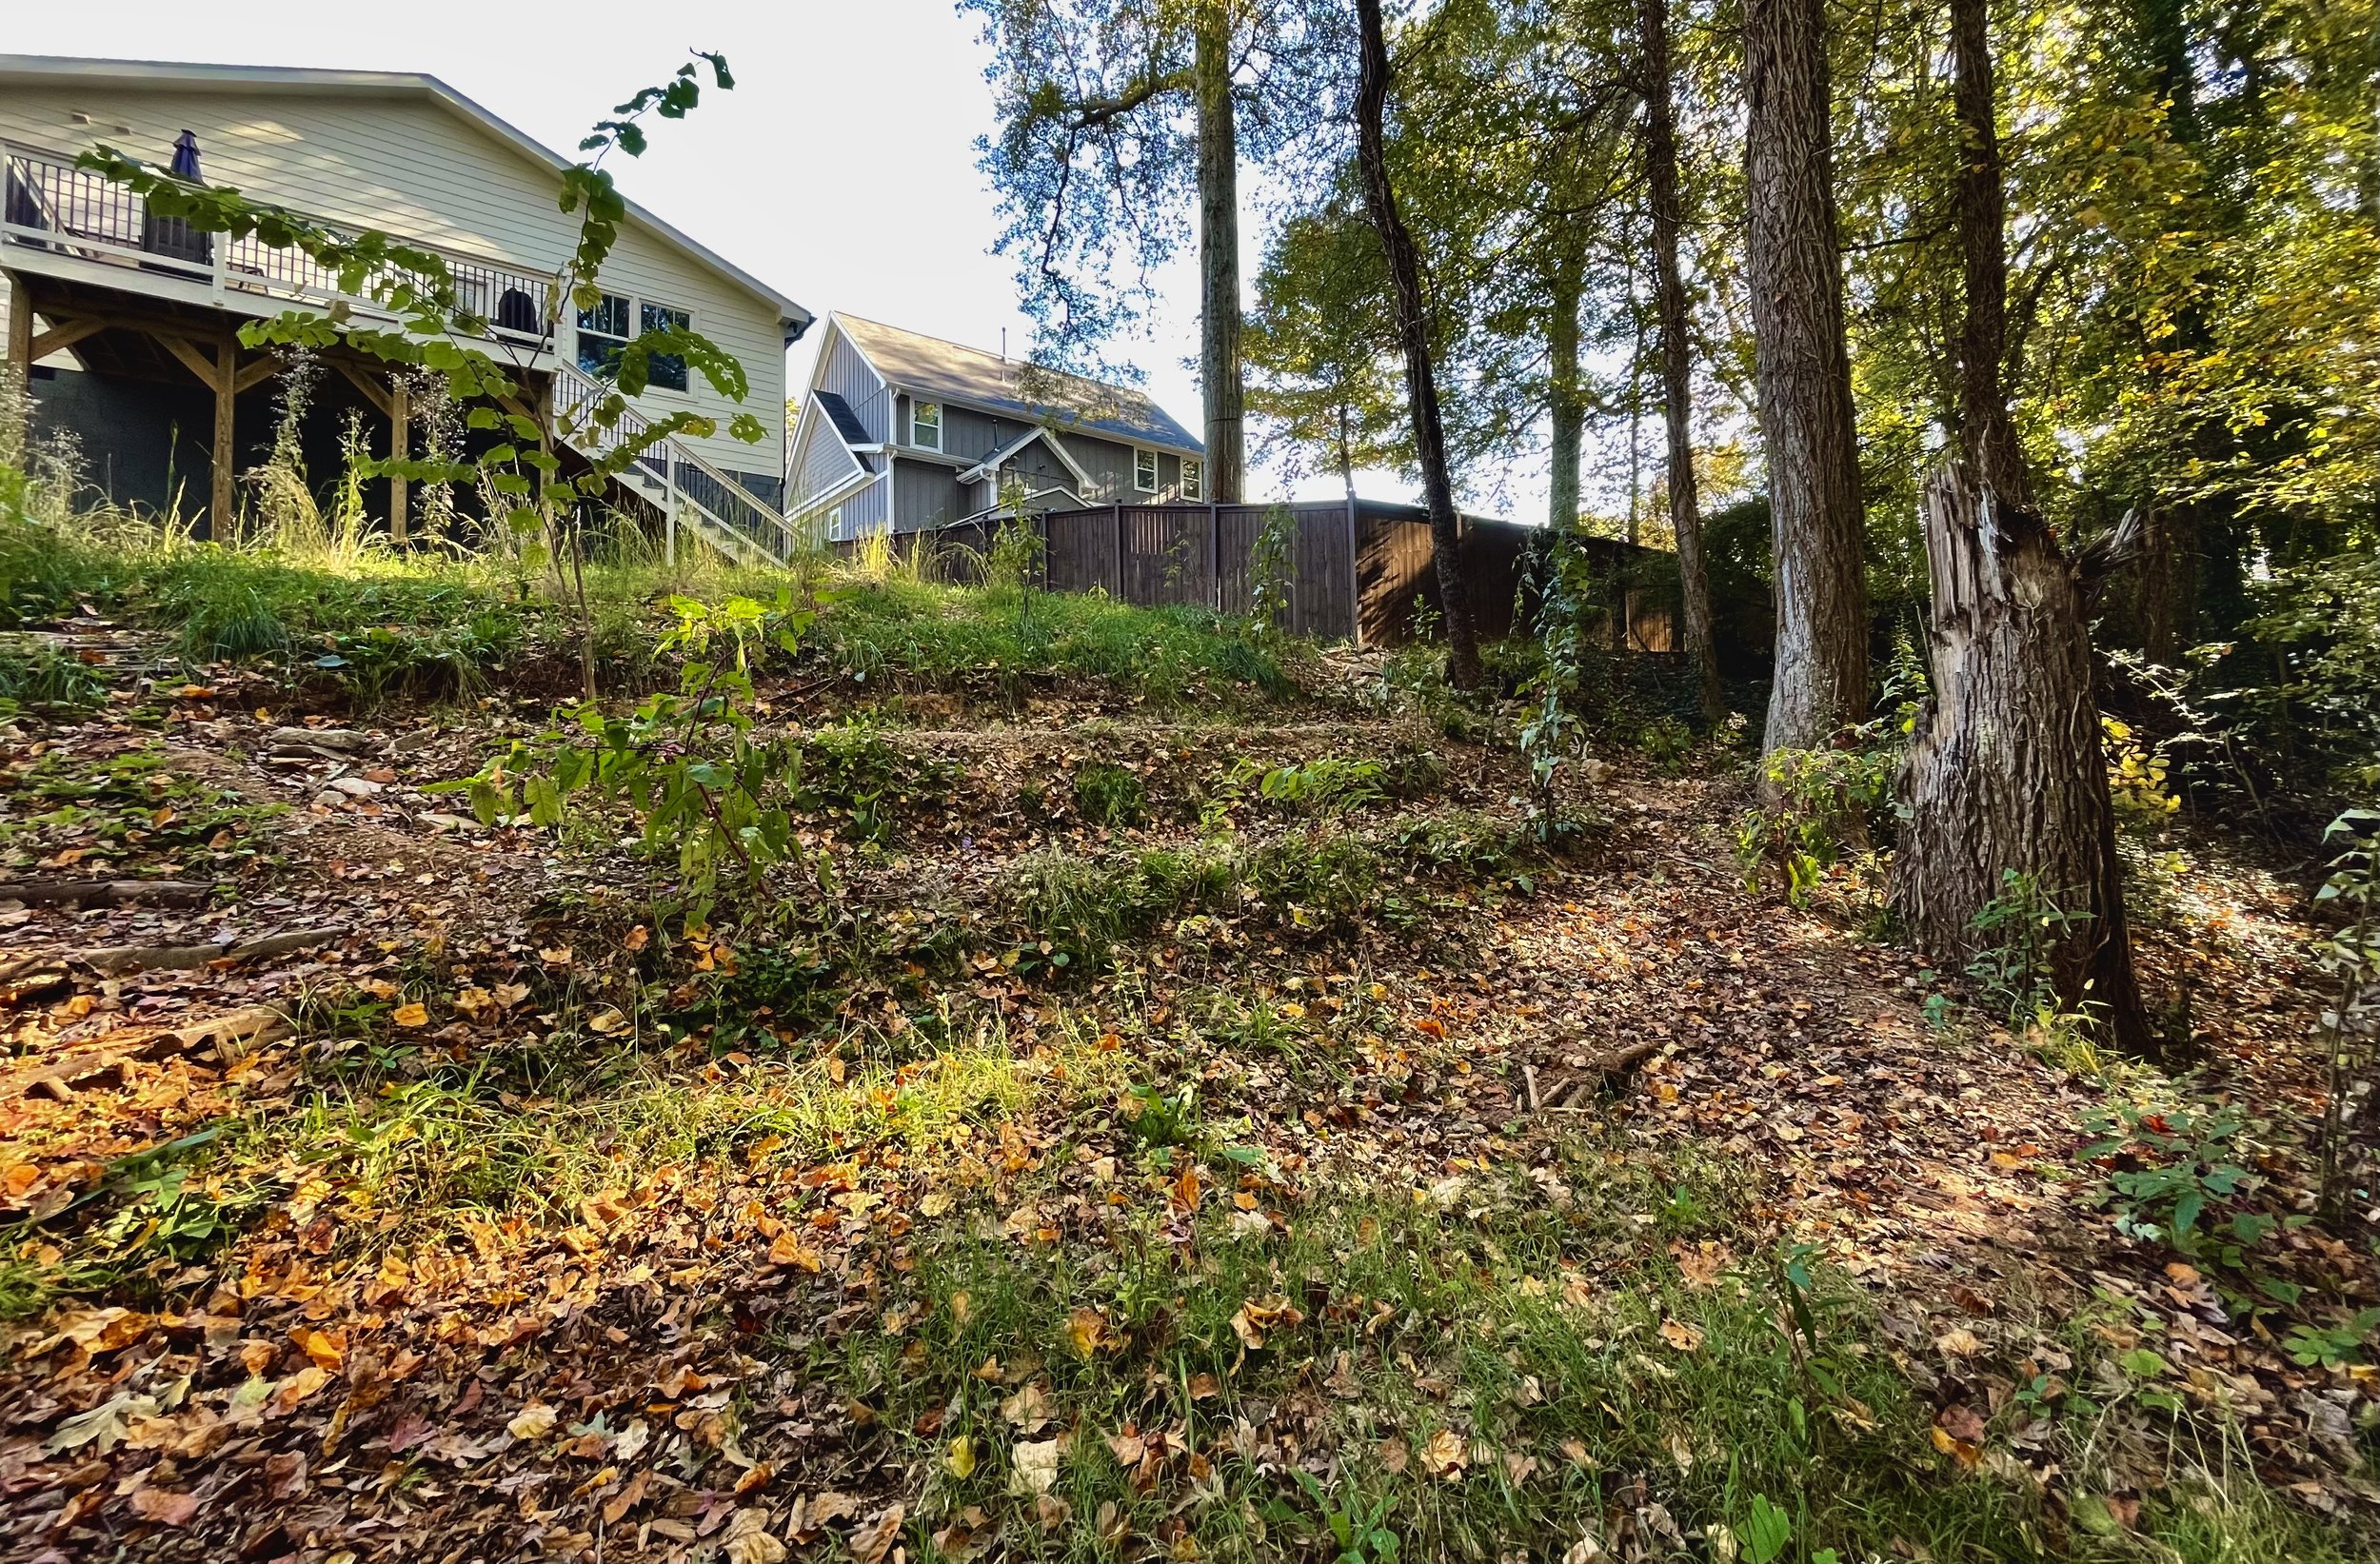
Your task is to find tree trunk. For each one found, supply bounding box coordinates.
[1547,251,1583,536]
[1355,0,1482,688]
[1194,6,1245,505]
[1950,0,2027,497]
[1896,465,2152,1056]
[1743,0,1868,754]
[1641,0,1722,719]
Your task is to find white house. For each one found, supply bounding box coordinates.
[789,312,1205,544]
[0,54,808,559]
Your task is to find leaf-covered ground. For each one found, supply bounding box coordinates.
[2,598,2374,1564]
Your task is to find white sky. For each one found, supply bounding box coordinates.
[14,0,1576,519]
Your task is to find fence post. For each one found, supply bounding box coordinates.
[1113,503,1126,599]
[1210,501,1221,611]
[1344,496,1361,646]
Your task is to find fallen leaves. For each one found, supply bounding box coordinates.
[1010,1438,1062,1496]
[1657,1317,1705,1353]
[505,1402,558,1440]
[1229,1295,1305,1351]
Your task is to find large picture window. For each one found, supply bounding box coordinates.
[913,402,942,450]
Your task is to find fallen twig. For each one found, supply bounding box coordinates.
[79,925,347,977]
[0,879,215,908]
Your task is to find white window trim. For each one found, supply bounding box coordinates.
[573,291,699,398]
[1180,458,1204,501]
[1134,447,1158,493]
[912,401,942,452]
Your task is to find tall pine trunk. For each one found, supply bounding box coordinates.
[1639,0,1722,718]
[1195,5,1245,503]
[1355,0,1482,688]
[1896,0,2154,1058]
[1547,250,1583,534]
[1743,0,1868,754]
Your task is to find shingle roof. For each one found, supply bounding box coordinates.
[833,313,1203,455]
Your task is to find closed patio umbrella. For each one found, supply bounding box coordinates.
[143,129,210,267]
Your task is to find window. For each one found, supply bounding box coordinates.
[827,505,843,537]
[1180,458,1203,501]
[912,402,942,451]
[576,295,691,389]
[641,302,690,392]
[575,292,631,375]
[1134,447,1158,492]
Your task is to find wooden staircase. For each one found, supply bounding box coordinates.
[552,361,798,566]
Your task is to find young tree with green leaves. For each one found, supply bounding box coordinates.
[1240,207,1404,503]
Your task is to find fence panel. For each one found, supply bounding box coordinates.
[1041,507,1119,596]
[1119,505,1219,609]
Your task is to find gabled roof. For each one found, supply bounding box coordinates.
[0,53,812,342]
[958,426,1093,492]
[831,313,1202,455]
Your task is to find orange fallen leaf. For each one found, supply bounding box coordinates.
[391,1002,428,1028]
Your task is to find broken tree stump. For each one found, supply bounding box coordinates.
[1894,462,2152,1057]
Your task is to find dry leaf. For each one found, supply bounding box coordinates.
[724,1508,788,1564]
[130,1486,200,1526]
[850,1502,905,1564]
[391,1001,428,1028]
[1011,1437,1062,1495]
[1419,1427,1468,1478]
[506,1402,558,1440]
[947,1435,977,1478]
[1657,1317,1704,1352]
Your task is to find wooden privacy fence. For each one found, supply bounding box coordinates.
[844,499,1681,650]
[1041,502,1360,643]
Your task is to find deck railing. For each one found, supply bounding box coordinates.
[1,137,551,343]
[552,361,797,564]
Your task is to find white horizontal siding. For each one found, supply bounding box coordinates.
[0,86,783,480]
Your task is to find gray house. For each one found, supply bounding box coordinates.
[786,312,1205,543]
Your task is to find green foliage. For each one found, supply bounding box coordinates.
[2078,1099,2288,1265]
[0,643,109,716]
[443,592,815,923]
[1734,738,1898,908]
[1233,755,1388,816]
[1517,531,1594,840]
[1965,869,2093,1028]
[797,719,954,845]
[2283,1311,2380,1370]
[1245,504,1299,639]
[1072,761,1148,826]
[1636,714,1695,772]
[1289,1469,1402,1564]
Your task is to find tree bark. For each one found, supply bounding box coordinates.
[1194,5,1245,504]
[1355,0,1483,688]
[1546,250,1583,534]
[1950,0,2027,498]
[1896,465,2152,1056]
[1743,0,1868,753]
[1640,0,1722,718]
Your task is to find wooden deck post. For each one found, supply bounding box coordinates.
[5,280,30,392]
[387,375,409,547]
[211,329,237,542]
